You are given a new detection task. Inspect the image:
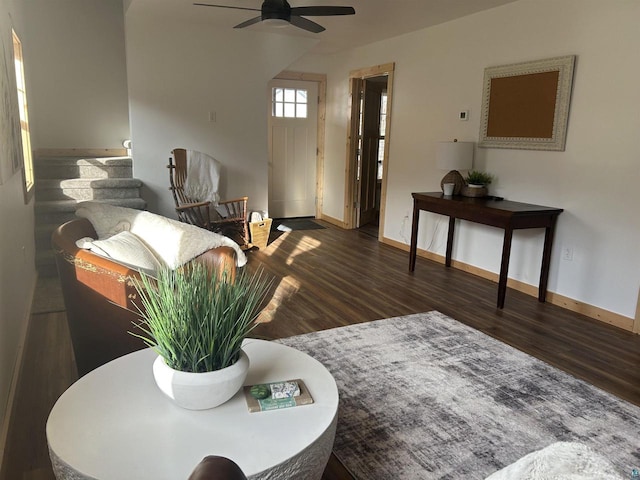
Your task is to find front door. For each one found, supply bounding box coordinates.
[268,79,318,219]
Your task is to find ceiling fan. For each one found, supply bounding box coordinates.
[193,0,355,33]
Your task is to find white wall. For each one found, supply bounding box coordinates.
[291,0,640,319]
[0,0,36,456]
[0,5,635,446]
[124,14,318,217]
[1,0,130,453]
[21,0,130,149]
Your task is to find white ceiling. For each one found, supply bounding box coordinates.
[126,0,519,54]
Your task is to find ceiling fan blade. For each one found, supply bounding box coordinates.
[193,3,260,12]
[289,15,325,33]
[290,6,355,16]
[234,15,263,28]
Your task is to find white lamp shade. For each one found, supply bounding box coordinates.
[436,141,474,171]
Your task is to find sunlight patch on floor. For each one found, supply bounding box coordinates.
[256,274,301,324]
[286,235,321,266]
[258,230,288,256]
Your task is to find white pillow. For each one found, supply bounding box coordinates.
[76,231,164,276]
[485,442,624,480]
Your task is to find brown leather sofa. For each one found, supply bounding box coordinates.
[52,217,238,377]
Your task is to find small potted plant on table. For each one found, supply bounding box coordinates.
[462,170,494,197]
[131,263,272,410]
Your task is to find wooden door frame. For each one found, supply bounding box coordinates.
[272,71,327,219]
[343,62,395,241]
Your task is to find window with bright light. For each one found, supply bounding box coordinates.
[272,87,308,118]
[377,91,388,180]
[12,30,34,202]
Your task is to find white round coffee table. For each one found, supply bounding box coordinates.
[47,339,338,480]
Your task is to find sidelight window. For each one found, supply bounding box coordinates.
[377,91,387,180]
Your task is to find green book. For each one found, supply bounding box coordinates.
[243,379,314,413]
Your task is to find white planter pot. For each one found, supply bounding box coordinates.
[152,350,250,410]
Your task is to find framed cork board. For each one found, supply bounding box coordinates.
[479,55,575,151]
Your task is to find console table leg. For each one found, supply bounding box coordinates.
[409,200,420,272]
[538,219,557,302]
[445,217,455,267]
[497,228,513,309]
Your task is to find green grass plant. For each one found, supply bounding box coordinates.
[466,170,494,185]
[131,264,272,373]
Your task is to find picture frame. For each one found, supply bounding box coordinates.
[479,55,576,151]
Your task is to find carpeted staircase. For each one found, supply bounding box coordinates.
[34,153,146,276]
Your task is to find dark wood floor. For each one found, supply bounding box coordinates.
[3,220,640,480]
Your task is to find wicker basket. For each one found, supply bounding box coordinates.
[461,185,488,198]
[249,218,272,250]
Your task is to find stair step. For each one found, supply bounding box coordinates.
[34,156,133,166]
[34,156,133,179]
[34,198,147,225]
[34,197,147,249]
[35,198,147,214]
[37,178,142,189]
[36,178,143,201]
[33,153,147,274]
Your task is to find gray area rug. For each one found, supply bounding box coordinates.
[278,312,640,479]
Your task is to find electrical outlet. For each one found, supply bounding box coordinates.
[400,215,410,243]
[562,246,573,261]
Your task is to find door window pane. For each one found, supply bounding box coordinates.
[284,103,295,117]
[272,87,308,118]
[284,88,296,103]
[379,92,388,135]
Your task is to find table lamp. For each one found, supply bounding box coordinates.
[436,139,473,195]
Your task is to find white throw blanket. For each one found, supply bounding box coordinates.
[75,202,247,269]
[183,150,221,204]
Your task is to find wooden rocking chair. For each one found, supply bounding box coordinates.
[169,148,250,249]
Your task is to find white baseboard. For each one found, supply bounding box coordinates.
[634,287,640,334]
[318,214,346,228]
[382,236,636,333]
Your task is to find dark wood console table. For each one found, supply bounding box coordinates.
[409,192,563,308]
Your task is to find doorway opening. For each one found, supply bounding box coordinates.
[344,63,395,241]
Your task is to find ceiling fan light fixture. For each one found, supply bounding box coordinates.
[195,1,355,33]
[262,18,290,27]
